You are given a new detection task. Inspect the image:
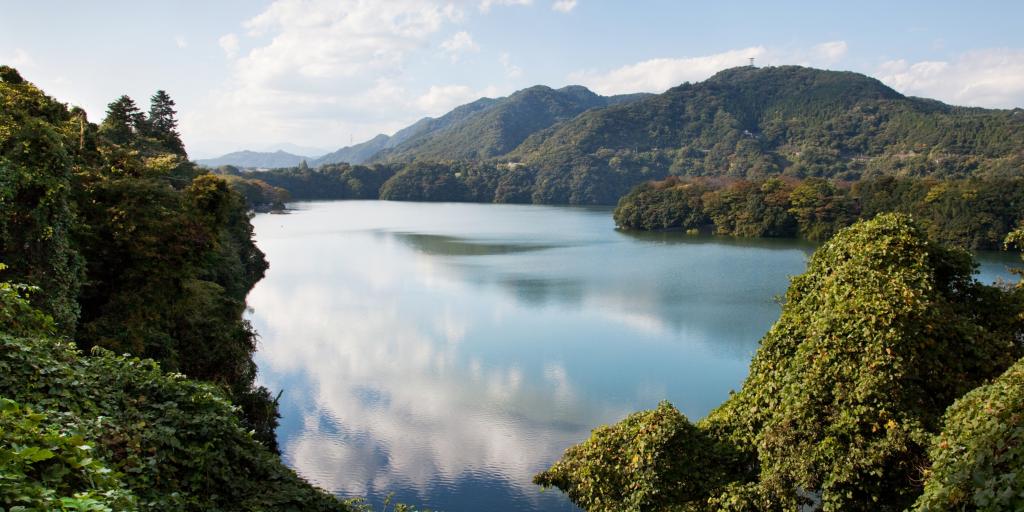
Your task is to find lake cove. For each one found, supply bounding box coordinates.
[246,200,1018,512]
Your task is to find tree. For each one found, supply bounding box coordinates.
[0,65,84,331]
[148,89,185,155]
[98,94,145,145]
[537,214,1024,511]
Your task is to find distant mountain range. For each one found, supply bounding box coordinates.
[196,150,313,169]
[203,66,1023,205]
[198,85,653,169]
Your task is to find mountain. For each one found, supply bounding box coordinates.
[259,142,330,157]
[510,65,1024,182]
[368,85,652,163]
[311,96,503,166]
[311,134,391,166]
[310,85,651,166]
[222,66,1024,206]
[196,149,312,169]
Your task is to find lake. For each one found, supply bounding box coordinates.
[246,200,1019,512]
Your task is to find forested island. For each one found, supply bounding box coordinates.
[4,60,1024,512]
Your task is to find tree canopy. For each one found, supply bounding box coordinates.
[536,214,1024,511]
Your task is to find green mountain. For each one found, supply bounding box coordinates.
[311,96,502,166]
[230,66,1024,208]
[511,65,1024,182]
[305,85,651,167]
[369,85,651,163]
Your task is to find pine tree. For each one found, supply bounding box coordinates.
[98,95,145,146]
[147,90,186,156]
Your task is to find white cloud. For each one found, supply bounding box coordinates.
[876,48,1024,108]
[440,31,479,61]
[552,0,576,12]
[569,46,766,95]
[813,40,847,63]
[415,84,501,115]
[415,84,474,112]
[174,35,188,49]
[479,0,532,13]
[567,41,858,95]
[500,52,522,78]
[181,0,472,155]
[218,33,239,58]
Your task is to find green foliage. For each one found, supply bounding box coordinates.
[614,175,1024,249]
[913,357,1024,511]
[217,173,290,210]
[98,95,145,147]
[215,163,400,201]
[145,90,185,156]
[0,333,348,511]
[379,161,503,202]
[0,398,137,511]
[3,66,278,458]
[0,65,84,331]
[537,214,1024,511]
[0,263,55,337]
[534,401,743,512]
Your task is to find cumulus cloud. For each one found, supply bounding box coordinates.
[218,33,239,58]
[567,41,858,95]
[440,31,479,61]
[876,49,1024,108]
[181,0,479,156]
[479,0,532,13]
[415,84,473,112]
[552,0,577,12]
[569,46,766,95]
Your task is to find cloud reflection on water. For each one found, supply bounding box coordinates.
[246,201,816,511]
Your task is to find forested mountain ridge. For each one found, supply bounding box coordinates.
[511,65,1024,183]
[235,66,1023,208]
[292,85,652,167]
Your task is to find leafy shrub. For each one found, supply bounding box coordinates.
[534,401,743,511]
[537,214,1024,511]
[913,358,1024,511]
[0,398,136,511]
[0,333,348,511]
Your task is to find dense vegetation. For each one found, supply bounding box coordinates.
[213,162,401,201]
[536,214,1024,511]
[613,175,1024,249]
[1,66,347,509]
[0,295,346,510]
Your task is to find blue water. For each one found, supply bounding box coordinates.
[246,200,1019,511]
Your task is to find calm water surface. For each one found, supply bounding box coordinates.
[247,200,1018,512]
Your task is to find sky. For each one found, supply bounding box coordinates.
[3,1,1024,159]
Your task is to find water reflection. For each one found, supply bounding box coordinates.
[247,201,1018,512]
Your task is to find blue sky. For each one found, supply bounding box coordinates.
[3,1,1023,158]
